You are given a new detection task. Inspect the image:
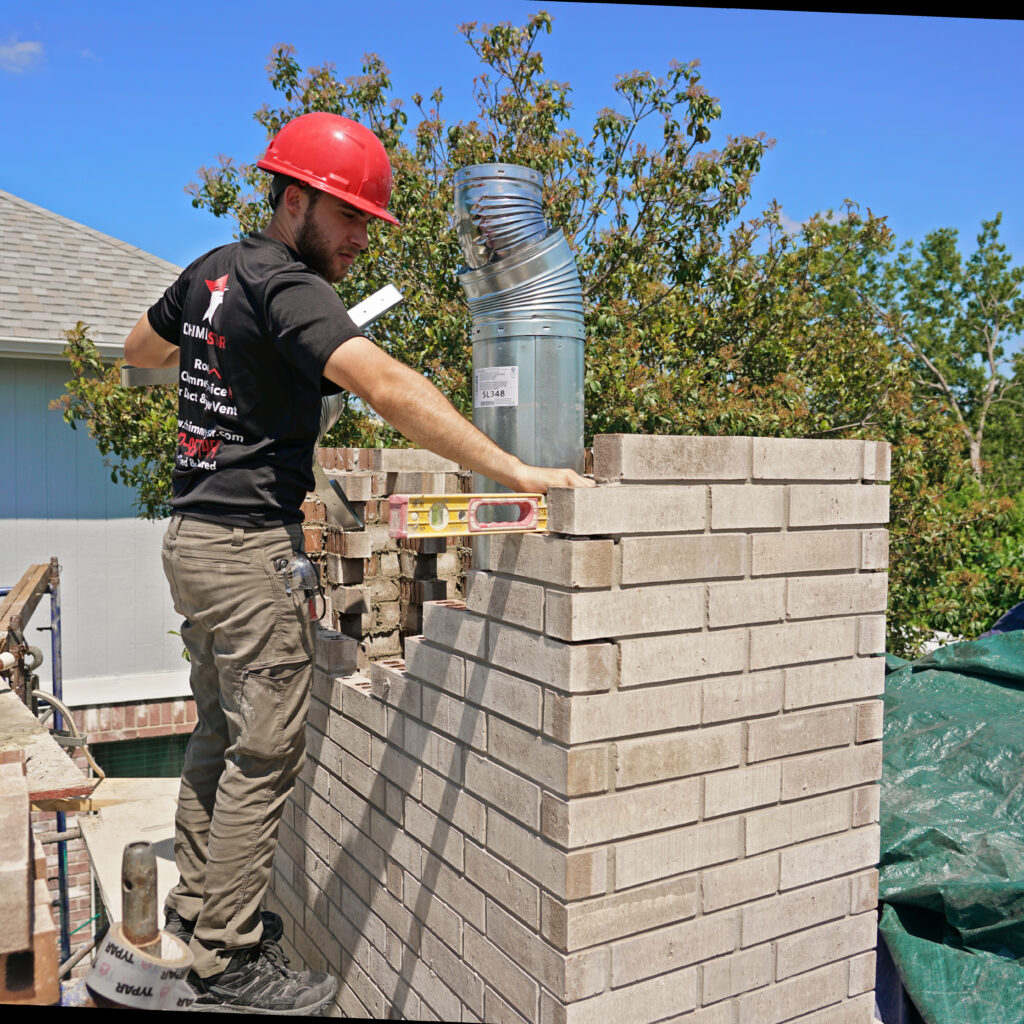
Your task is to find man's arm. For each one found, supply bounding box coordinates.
[323,336,593,493]
[124,313,179,368]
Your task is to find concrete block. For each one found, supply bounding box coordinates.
[703,671,783,724]
[489,623,616,693]
[337,530,372,559]
[700,944,774,1004]
[614,817,741,890]
[737,960,846,1024]
[784,656,885,710]
[466,663,543,730]
[858,615,887,655]
[745,790,851,855]
[861,529,889,570]
[620,534,746,585]
[704,762,781,818]
[369,448,459,472]
[851,868,880,914]
[545,680,701,743]
[487,533,615,588]
[708,579,785,628]
[422,600,487,658]
[402,716,466,782]
[484,988,532,1024]
[710,485,785,530]
[332,586,369,614]
[561,966,698,1024]
[314,628,361,674]
[341,678,388,737]
[325,552,364,584]
[465,841,541,929]
[369,660,420,717]
[403,799,465,872]
[775,910,877,980]
[594,434,751,482]
[787,572,888,622]
[781,741,883,801]
[849,952,877,997]
[747,706,855,762]
[749,617,857,670]
[465,571,545,633]
[619,629,747,687]
[369,738,423,800]
[417,849,488,932]
[387,471,449,494]
[789,484,890,527]
[856,700,884,743]
[546,583,703,642]
[549,875,698,952]
[852,785,881,828]
[323,469,373,502]
[421,686,487,751]
[752,531,861,576]
[863,440,892,482]
[547,484,707,535]
[616,723,742,788]
[488,717,608,797]
[404,637,465,696]
[610,908,736,987]
[741,876,848,947]
[465,752,541,829]
[486,899,569,999]
[779,824,881,891]
[702,853,779,912]
[752,438,865,481]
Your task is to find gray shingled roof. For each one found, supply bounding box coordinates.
[0,189,181,355]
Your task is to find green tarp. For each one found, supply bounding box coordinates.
[880,633,1024,1023]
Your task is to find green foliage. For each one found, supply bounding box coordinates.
[51,322,177,519]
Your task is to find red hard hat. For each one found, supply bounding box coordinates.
[257,112,399,226]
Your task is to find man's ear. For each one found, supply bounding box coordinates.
[282,183,308,218]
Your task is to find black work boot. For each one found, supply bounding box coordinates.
[187,938,337,1015]
[164,907,285,946]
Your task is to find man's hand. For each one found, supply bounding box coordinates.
[511,465,594,494]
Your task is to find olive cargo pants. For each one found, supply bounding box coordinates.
[161,514,313,978]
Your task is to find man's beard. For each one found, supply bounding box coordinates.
[295,205,345,284]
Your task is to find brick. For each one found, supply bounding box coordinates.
[860,529,889,570]
[849,951,877,996]
[620,534,746,585]
[547,484,707,535]
[486,899,571,998]
[323,468,373,501]
[336,530,372,559]
[851,868,880,914]
[750,617,857,670]
[855,700,884,743]
[738,960,846,1024]
[710,485,785,530]
[563,966,698,1024]
[780,825,881,891]
[745,791,851,855]
[858,615,887,655]
[753,438,865,481]
[703,671,783,723]
[487,533,615,588]
[488,717,608,797]
[781,742,883,801]
[369,448,458,472]
[369,738,423,799]
[611,908,736,987]
[775,910,877,979]
[704,762,781,818]
[421,686,487,751]
[789,484,889,528]
[403,799,465,872]
[485,988,532,1024]
[465,571,545,632]
[466,663,543,729]
[404,637,465,695]
[560,777,699,847]
[614,817,741,890]
[314,628,360,673]
[708,579,785,628]
[341,679,388,737]
[703,853,779,911]
[464,925,539,1020]
[547,680,701,743]
[752,531,861,576]
[369,660,421,717]
[864,441,891,482]
[489,623,616,693]
[551,875,698,952]
[594,434,751,483]
[619,629,747,687]
[784,657,884,710]
[401,716,466,782]
[747,706,855,762]
[546,582,703,642]
[852,786,881,828]
[465,841,540,928]
[701,943,773,1003]
[422,600,487,657]
[465,752,541,828]
[616,723,742,788]
[786,572,888,621]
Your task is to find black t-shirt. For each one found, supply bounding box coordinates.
[148,233,361,526]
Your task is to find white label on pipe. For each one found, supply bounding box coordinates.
[474,366,519,408]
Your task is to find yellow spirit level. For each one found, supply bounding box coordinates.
[388,494,546,539]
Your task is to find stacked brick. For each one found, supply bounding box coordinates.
[306,448,472,668]
[269,434,888,1023]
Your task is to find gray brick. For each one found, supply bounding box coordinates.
[788,484,890,527]
[752,531,861,576]
[404,798,465,872]
[463,924,539,1021]
[619,629,747,686]
[860,529,889,570]
[745,791,851,855]
[775,910,877,980]
[779,825,881,890]
[702,852,779,912]
[594,434,751,482]
[465,841,540,928]
[465,571,545,632]
[614,817,741,889]
[749,617,857,670]
[746,706,855,762]
[548,484,707,535]
[487,532,615,588]
[422,600,487,658]
[701,944,773,1004]
[420,767,487,843]
[738,961,847,1024]
[781,742,883,801]
[620,534,746,585]
[708,578,785,628]
[405,636,466,695]
[703,671,783,724]
[704,762,781,818]
[489,623,616,693]
[752,438,865,481]
[466,662,543,729]
[616,723,742,788]
[784,657,884,709]
[465,751,541,828]
[710,484,784,530]
[546,582,703,641]
[421,685,488,751]
[562,966,698,1024]
[787,573,888,620]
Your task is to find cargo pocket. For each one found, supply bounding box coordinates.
[234,658,311,761]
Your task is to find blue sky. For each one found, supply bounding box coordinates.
[2,4,1021,276]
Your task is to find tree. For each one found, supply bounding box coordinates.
[869,215,1024,483]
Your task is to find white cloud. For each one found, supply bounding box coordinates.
[778,209,804,235]
[0,36,44,74]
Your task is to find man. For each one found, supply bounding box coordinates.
[124,112,592,1015]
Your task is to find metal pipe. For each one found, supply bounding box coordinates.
[121,842,159,948]
[41,828,82,844]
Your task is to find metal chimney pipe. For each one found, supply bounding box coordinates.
[454,164,585,499]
